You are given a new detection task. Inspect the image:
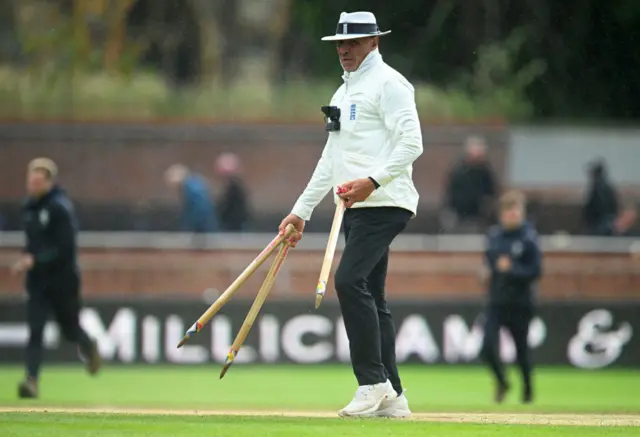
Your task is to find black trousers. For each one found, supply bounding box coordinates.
[481,303,534,389]
[26,271,93,379]
[334,206,412,394]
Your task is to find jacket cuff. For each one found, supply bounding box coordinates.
[368,177,380,189]
[369,169,392,187]
[290,202,312,222]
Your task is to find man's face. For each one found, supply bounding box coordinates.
[466,142,486,164]
[164,166,187,190]
[26,169,52,197]
[336,37,378,72]
[500,206,524,229]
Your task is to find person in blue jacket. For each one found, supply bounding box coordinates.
[481,190,542,405]
[164,164,218,234]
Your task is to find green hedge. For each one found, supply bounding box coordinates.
[0,68,527,122]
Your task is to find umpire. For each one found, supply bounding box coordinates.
[279,11,423,417]
[481,190,542,404]
[11,158,101,399]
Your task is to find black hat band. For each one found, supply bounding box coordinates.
[336,22,380,35]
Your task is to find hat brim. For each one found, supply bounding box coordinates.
[321,30,391,41]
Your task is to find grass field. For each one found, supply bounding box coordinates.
[1,364,639,436]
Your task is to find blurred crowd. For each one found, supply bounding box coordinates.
[438,137,637,237]
[157,137,636,239]
[161,153,251,235]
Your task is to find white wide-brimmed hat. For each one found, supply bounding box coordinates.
[321,11,391,41]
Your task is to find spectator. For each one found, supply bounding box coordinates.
[164,164,218,234]
[582,159,635,236]
[214,153,250,232]
[441,136,497,233]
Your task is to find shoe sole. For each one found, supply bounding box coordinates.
[81,344,102,376]
[375,408,411,418]
[338,391,398,418]
[87,352,101,375]
[495,385,510,404]
[18,385,37,399]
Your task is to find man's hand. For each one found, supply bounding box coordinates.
[614,209,637,235]
[278,214,305,247]
[338,178,376,208]
[496,255,511,272]
[11,254,34,276]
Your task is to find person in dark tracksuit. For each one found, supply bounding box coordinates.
[215,153,251,232]
[11,158,101,399]
[481,190,542,404]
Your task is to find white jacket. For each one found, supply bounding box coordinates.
[291,49,423,221]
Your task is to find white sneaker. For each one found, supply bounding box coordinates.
[339,380,397,417]
[376,390,411,418]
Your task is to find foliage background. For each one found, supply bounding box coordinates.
[0,0,638,121]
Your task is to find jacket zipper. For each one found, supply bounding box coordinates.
[343,75,349,101]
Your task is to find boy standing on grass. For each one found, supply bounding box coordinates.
[481,190,542,404]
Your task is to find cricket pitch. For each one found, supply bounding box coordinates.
[1,407,639,427]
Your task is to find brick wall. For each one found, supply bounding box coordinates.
[1,248,637,301]
[0,122,508,214]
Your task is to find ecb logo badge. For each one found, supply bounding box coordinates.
[349,104,356,120]
[511,241,523,257]
[39,209,49,226]
[343,24,348,34]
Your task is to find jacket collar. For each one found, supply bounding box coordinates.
[501,220,531,236]
[342,48,383,83]
[25,185,62,208]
